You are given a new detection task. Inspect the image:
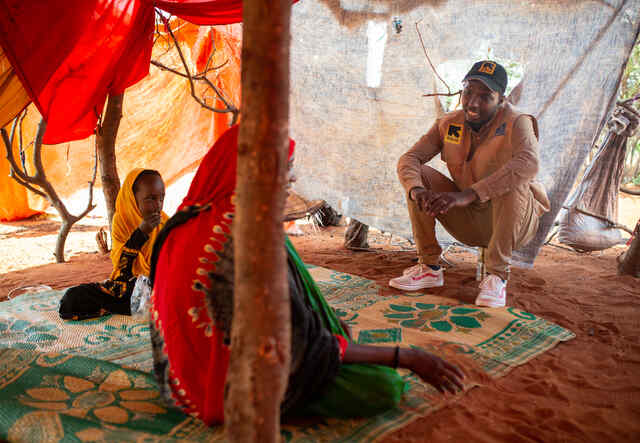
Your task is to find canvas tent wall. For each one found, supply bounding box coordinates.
[289,0,640,265]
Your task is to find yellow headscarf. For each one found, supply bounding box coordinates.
[110,168,168,280]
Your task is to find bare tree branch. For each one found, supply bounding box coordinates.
[423,91,461,98]
[149,58,229,81]
[1,116,33,184]
[8,172,47,199]
[200,76,239,124]
[2,115,96,262]
[18,108,28,172]
[151,13,239,124]
[416,20,451,96]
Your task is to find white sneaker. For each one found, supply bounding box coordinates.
[402,263,423,275]
[389,264,444,291]
[475,275,507,308]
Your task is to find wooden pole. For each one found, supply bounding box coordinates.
[225,1,292,441]
[96,93,123,231]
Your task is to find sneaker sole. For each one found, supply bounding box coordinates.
[389,280,444,291]
[475,298,506,308]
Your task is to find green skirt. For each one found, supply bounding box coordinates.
[286,237,407,418]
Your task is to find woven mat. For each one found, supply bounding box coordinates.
[0,267,574,442]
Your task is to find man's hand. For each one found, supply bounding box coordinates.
[409,187,433,212]
[411,187,477,216]
[425,189,477,216]
[139,212,162,235]
[401,348,465,394]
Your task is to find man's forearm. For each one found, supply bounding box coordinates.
[397,125,443,194]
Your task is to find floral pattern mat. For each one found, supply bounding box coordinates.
[0,267,574,442]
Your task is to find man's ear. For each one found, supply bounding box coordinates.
[499,94,505,105]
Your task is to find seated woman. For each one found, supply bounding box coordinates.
[149,126,464,424]
[59,168,167,320]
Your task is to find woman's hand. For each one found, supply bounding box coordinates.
[341,344,465,394]
[400,347,465,394]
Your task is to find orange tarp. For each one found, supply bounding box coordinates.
[0,22,241,221]
[0,45,29,130]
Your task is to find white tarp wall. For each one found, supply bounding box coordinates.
[290,0,640,265]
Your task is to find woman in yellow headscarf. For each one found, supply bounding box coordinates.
[59,169,168,320]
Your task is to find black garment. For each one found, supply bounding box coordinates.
[149,207,340,416]
[282,251,341,415]
[58,283,132,320]
[58,227,149,320]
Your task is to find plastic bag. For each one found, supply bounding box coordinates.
[130,275,151,320]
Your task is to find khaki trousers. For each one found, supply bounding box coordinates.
[407,166,541,280]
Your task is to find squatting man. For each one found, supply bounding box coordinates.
[390,60,550,307]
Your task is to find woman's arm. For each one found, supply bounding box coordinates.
[342,344,465,394]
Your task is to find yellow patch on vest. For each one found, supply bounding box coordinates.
[479,62,496,75]
[444,124,463,144]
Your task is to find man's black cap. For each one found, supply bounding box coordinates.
[463,60,507,95]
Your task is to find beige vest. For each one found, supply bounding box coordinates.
[437,102,538,191]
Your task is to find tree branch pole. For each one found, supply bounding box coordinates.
[96,93,124,230]
[225,0,291,441]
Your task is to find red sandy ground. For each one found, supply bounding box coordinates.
[0,217,639,442]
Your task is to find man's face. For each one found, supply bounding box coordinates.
[134,175,165,219]
[461,79,503,126]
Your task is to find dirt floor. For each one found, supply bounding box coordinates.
[0,201,639,441]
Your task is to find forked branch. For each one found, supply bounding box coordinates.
[1,115,97,262]
[151,12,239,125]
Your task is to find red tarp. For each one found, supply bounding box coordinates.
[0,0,247,144]
[0,21,242,221]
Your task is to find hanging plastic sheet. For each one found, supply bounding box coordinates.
[289,0,640,265]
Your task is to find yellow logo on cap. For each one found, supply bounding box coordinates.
[444,124,463,144]
[479,62,496,75]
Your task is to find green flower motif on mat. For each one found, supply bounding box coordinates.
[507,307,536,320]
[17,367,165,424]
[384,304,490,334]
[84,324,150,346]
[0,319,58,350]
